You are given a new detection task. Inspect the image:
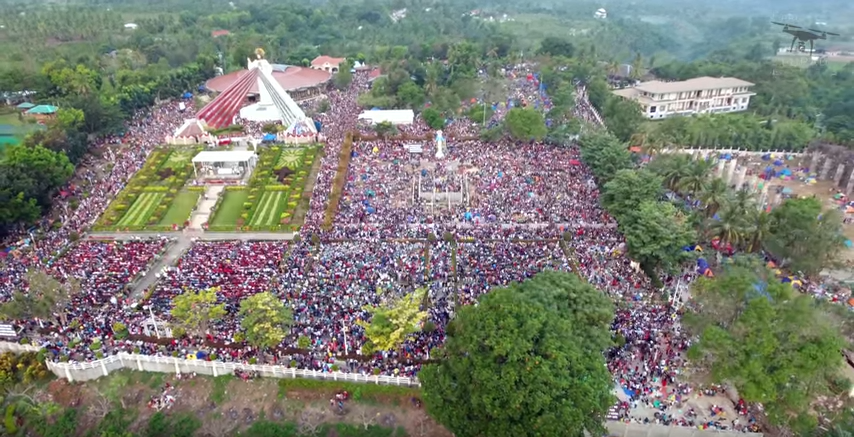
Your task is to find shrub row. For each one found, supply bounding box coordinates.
[323,132,354,230]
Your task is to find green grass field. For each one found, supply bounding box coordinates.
[211,190,249,226]
[117,193,164,226]
[0,112,23,126]
[159,191,200,226]
[250,191,286,226]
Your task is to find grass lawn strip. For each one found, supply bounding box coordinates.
[249,192,273,226]
[211,191,248,226]
[116,193,152,226]
[125,193,163,226]
[159,191,200,225]
[251,191,281,226]
[263,192,285,225]
[118,193,163,226]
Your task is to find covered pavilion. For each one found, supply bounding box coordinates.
[191,150,257,180]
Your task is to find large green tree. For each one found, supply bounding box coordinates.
[685,258,846,432]
[765,197,845,276]
[169,287,227,338]
[577,131,633,183]
[503,108,547,141]
[621,201,696,273]
[238,292,293,350]
[602,169,663,222]
[420,271,614,437]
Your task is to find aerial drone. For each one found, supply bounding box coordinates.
[772,22,840,57]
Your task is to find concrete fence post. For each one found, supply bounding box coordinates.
[174,358,181,375]
[137,356,143,372]
[212,362,218,377]
[100,360,108,377]
[65,366,74,382]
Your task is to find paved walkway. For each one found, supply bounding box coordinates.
[189,186,223,230]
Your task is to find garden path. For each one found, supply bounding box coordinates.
[189,185,223,229]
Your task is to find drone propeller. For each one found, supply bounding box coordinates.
[808,28,841,36]
[772,21,802,28]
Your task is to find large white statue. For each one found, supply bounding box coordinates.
[435,130,446,159]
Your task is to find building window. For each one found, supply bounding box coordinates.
[650,106,657,113]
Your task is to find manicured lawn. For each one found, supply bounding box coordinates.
[211,190,248,226]
[0,112,23,126]
[159,191,200,226]
[117,193,164,226]
[250,191,286,226]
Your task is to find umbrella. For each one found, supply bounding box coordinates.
[774,160,784,166]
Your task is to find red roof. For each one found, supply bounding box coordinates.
[368,68,383,80]
[211,30,230,37]
[198,69,259,129]
[205,66,330,94]
[176,120,206,138]
[310,55,346,67]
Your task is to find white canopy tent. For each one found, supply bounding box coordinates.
[358,109,414,125]
[191,150,257,178]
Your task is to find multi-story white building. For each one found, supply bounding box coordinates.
[612,76,756,120]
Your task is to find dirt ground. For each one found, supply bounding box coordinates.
[735,155,854,263]
[44,371,451,437]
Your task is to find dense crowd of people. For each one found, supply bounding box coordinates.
[0,66,759,430]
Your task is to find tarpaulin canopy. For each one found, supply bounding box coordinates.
[569,159,581,166]
[262,133,277,141]
[183,92,193,99]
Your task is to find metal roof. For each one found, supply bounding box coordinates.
[633,77,754,94]
[191,150,257,163]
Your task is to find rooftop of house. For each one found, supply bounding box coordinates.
[626,77,755,95]
[311,55,346,67]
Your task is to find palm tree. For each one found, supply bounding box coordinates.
[730,187,756,216]
[652,154,692,192]
[678,159,713,196]
[630,52,643,80]
[700,178,729,218]
[706,205,747,248]
[745,210,772,253]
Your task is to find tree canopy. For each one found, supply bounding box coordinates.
[503,108,547,141]
[238,292,293,349]
[420,271,614,437]
[169,288,227,338]
[684,258,847,432]
[357,288,428,354]
[765,197,845,276]
[577,131,633,183]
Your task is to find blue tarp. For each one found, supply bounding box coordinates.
[623,388,636,398]
[780,168,792,176]
[262,133,276,141]
[846,240,853,248]
[721,153,732,160]
[314,120,322,132]
[183,92,193,99]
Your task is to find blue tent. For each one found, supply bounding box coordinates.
[779,168,792,176]
[751,282,772,301]
[262,133,276,142]
[846,239,853,248]
[721,153,732,160]
[314,120,322,132]
[761,154,771,161]
[183,92,193,99]
[774,160,784,166]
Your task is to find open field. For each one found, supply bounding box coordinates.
[159,190,200,226]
